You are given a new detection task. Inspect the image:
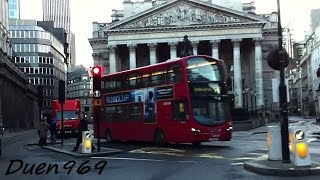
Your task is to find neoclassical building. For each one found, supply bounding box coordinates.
[89,0,280,111]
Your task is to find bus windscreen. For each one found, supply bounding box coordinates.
[187,57,221,82]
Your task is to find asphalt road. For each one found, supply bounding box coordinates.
[1,120,320,180]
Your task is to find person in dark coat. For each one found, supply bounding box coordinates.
[38,117,49,146]
[72,114,95,152]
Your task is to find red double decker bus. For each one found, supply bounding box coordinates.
[51,99,81,136]
[94,55,232,145]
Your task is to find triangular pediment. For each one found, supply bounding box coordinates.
[105,0,267,31]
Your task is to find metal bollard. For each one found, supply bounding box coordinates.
[267,125,282,160]
[289,125,311,166]
[81,131,92,154]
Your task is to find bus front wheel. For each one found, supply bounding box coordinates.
[154,129,165,146]
[105,129,112,143]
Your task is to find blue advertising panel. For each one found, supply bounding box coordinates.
[105,92,134,105]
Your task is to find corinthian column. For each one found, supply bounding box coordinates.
[147,43,157,65]
[128,44,137,69]
[232,39,243,108]
[108,45,117,74]
[210,40,220,59]
[254,38,264,108]
[168,42,177,59]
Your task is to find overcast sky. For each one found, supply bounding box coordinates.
[20,0,320,68]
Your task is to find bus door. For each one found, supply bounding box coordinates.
[151,101,173,141]
[151,100,189,142]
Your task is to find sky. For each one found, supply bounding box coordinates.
[19,0,320,68]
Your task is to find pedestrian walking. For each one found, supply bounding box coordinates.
[38,117,49,146]
[72,114,95,152]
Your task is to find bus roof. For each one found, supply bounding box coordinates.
[102,55,223,78]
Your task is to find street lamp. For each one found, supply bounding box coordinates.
[265,0,290,163]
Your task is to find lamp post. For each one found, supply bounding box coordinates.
[277,0,290,163]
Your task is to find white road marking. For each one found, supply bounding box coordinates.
[312,161,320,165]
[231,162,244,166]
[91,157,198,163]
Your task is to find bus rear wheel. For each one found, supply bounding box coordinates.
[105,129,112,143]
[154,129,165,146]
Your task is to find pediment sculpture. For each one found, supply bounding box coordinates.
[120,4,246,29]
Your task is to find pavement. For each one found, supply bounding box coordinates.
[1,129,37,139]
[27,138,123,158]
[243,116,320,176]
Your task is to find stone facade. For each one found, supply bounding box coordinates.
[89,0,280,111]
[0,49,40,130]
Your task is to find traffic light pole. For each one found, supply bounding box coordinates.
[96,105,101,152]
[61,102,64,146]
[277,0,290,163]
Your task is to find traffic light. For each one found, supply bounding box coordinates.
[58,80,65,103]
[37,86,44,107]
[92,66,102,92]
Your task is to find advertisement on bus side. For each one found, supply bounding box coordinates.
[104,85,173,123]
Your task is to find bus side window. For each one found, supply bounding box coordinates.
[168,65,182,83]
[129,104,143,121]
[172,100,188,121]
[129,75,138,89]
[151,70,166,86]
[142,74,151,87]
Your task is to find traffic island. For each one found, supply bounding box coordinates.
[41,144,123,158]
[244,156,320,176]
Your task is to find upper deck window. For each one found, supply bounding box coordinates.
[187,57,221,82]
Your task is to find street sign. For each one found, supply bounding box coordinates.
[294,130,305,141]
[93,90,101,98]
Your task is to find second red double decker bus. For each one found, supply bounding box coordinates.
[94,55,232,145]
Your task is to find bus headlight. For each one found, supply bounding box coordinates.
[227,127,233,131]
[191,128,201,133]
